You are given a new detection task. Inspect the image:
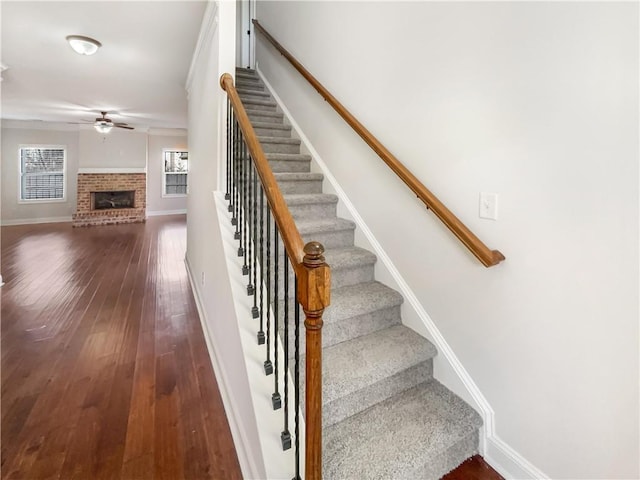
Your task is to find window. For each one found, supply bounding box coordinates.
[19,146,66,202]
[163,150,188,196]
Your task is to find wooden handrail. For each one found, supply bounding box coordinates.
[252,19,505,267]
[221,73,306,273]
[220,73,329,480]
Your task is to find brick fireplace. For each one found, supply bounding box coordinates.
[72,169,146,227]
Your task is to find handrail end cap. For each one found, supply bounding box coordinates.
[220,73,233,91]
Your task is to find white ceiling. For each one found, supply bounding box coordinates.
[1,1,207,131]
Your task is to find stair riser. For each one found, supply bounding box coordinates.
[252,200,337,223]
[412,431,479,480]
[236,80,264,91]
[247,112,284,124]
[281,302,401,353]
[260,141,300,154]
[276,179,324,194]
[254,126,292,138]
[330,263,375,289]
[236,71,259,79]
[288,202,337,221]
[239,93,273,103]
[242,101,277,112]
[301,227,354,249]
[268,159,311,173]
[237,88,271,98]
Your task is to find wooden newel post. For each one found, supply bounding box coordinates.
[299,241,330,480]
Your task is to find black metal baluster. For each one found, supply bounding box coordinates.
[293,278,301,480]
[229,114,236,214]
[236,136,243,245]
[272,224,281,409]
[257,185,265,345]
[281,253,291,450]
[264,207,273,376]
[225,98,231,201]
[233,122,240,231]
[251,160,259,318]
[241,143,249,271]
[246,157,254,290]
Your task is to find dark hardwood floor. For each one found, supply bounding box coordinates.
[443,455,505,480]
[1,216,242,480]
[1,215,504,480]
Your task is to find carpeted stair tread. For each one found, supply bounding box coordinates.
[237,87,271,98]
[323,380,483,480]
[265,152,311,161]
[280,279,402,353]
[274,172,324,194]
[283,193,338,206]
[323,247,377,288]
[324,281,401,323]
[295,218,355,248]
[235,68,258,78]
[280,193,338,219]
[237,80,264,91]
[251,121,291,132]
[323,246,376,272]
[258,136,301,145]
[274,172,324,181]
[242,98,278,113]
[320,325,437,404]
[245,109,284,124]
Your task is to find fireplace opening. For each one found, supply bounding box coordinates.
[92,191,135,210]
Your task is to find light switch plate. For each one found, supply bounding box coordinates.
[479,192,498,220]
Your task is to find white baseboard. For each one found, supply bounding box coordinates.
[256,65,547,480]
[146,209,187,217]
[184,256,262,480]
[1,216,72,226]
[486,435,550,480]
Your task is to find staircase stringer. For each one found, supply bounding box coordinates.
[254,64,496,456]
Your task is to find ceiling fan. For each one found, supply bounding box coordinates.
[92,111,134,133]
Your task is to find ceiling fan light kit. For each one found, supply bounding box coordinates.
[91,112,134,133]
[94,121,113,134]
[66,35,102,56]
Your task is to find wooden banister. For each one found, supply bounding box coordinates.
[221,73,306,272]
[220,72,328,480]
[252,19,505,267]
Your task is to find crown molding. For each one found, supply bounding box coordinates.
[186,1,219,96]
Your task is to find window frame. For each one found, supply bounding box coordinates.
[162,149,188,198]
[18,145,67,204]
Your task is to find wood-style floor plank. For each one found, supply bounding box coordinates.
[1,216,242,480]
[443,455,505,480]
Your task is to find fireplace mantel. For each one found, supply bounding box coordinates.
[77,167,147,174]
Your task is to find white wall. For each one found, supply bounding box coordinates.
[1,123,186,224]
[185,2,266,478]
[147,131,188,215]
[1,124,79,223]
[78,128,147,169]
[255,2,639,479]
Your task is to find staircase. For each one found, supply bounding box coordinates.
[235,67,483,480]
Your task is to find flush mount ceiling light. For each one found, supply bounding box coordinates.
[66,35,102,56]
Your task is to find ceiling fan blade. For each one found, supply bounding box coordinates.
[115,124,134,130]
